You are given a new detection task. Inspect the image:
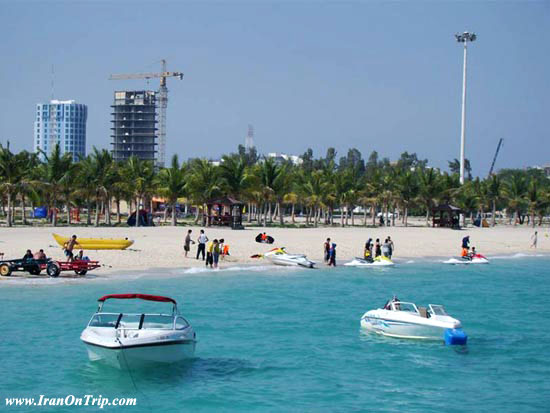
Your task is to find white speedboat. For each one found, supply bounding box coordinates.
[344,256,395,267]
[81,294,196,368]
[360,297,467,345]
[444,253,489,265]
[262,248,315,268]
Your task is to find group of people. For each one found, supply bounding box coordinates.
[184,229,230,269]
[323,238,337,266]
[460,236,479,259]
[22,249,47,260]
[364,237,395,262]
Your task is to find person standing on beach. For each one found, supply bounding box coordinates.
[64,235,78,262]
[324,238,331,264]
[387,236,394,259]
[213,239,220,269]
[196,230,208,260]
[328,243,337,266]
[184,229,195,258]
[531,231,538,249]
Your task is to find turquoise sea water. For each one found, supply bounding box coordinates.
[1,256,549,412]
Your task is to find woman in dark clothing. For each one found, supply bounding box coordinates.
[374,239,382,257]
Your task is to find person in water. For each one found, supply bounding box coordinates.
[382,239,390,257]
[324,238,331,263]
[364,238,372,258]
[363,242,374,263]
[387,236,394,259]
[328,243,337,266]
[374,239,382,258]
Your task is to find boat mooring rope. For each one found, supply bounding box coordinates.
[116,336,152,412]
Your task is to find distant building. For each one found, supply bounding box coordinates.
[265,152,303,165]
[34,100,87,161]
[111,91,157,163]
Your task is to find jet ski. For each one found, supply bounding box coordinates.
[253,247,315,268]
[444,253,489,265]
[344,256,395,267]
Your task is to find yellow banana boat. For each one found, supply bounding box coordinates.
[53,234,134,250]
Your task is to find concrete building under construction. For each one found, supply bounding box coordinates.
[110,90,157,162]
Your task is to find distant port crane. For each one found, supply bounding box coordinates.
[109,59,183,167]
[488,138,504,177]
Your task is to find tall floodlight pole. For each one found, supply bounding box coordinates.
[455,32,476,185]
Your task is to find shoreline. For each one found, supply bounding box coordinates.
[0,251,548,286]
[0,224,547,283]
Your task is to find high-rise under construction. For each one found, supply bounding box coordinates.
[110,90,157,162]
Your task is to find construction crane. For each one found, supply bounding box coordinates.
[488,138,504,177]
[109,59,183,167]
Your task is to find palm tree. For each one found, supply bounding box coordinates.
[258,158,281,226]
[186,159,221,225]
[300,169,328,227]
[37,144,74,226]
[503,172,528,225]
[0,144,24,227]
[418,168,441,226]
[526,178,541,228]
[219,155,250,199]
[486,174,502,227]
[156,154,187,226]
[121,156,156,227]
[395,170,419,227]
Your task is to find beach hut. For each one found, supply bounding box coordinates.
[432,204,461,229]
[204,197,244,229]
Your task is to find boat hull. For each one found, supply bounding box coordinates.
[83,340,196,368]
[344,257,394,267]
[53,234,134,250]
[360,316,445,340]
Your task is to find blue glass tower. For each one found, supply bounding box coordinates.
[34,100,87,161]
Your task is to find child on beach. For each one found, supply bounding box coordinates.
[63,235,78,262]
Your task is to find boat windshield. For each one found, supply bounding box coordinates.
[429,305,448,316]
[89,313,119,328]
[391,302,418,313]
[89,313,176,329]
[142,314,175,330]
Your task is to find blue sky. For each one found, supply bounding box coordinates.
[0,1,548,175]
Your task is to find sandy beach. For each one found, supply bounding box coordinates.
[0,222,547,277]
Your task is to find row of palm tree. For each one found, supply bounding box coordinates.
[1,143,549,228]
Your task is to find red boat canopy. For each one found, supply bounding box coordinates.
[97,294,177,304]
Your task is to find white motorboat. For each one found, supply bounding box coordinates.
[262,248,315,268]
[360,297,467,345]
[444,253,489,265]
[344,256,395,267]
[81,294,196,368]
